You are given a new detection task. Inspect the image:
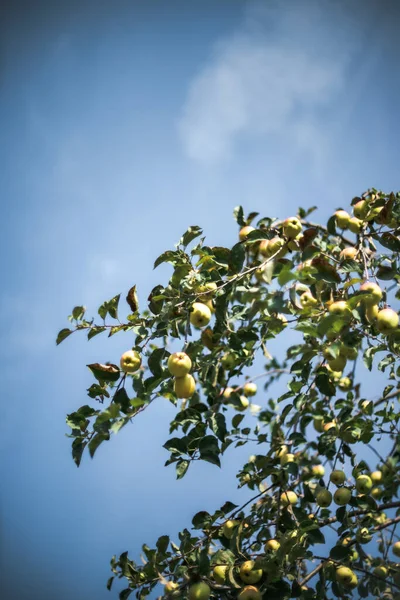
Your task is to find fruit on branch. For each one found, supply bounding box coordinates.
[393,542,400,557]
[223,387,234,399]
[338,377,352,390]
[243,382,257,397]
[327,355,347,372]
[195,281,217,299]
[330,470,346,486]
[365,304,379,323]
[335,210,351,229]
[371,486,383,500]
[313,417,325,433]
[328,300,352,319]
[221,352,238,370]
[239,226,255,241]
[353,200,369,220]
[300,291,318,310]
[333,487,352,505]
[259,236,286,258]
[167,352,192,377]
[370,470,382,484]
[280,491,298,506]
[264,539,280,553]
[282,217,302,238]
[355,474,373,494]
[336,566,356,586]
[356,527,372,544]
[238,586,262,600]
[239,560,263,584]
[340,247,357,261]
[275,445,289,459]
[359,281,383,306]
[287,233,303,251]
[373,565,388,579]
[323,421,337,433]
[120,350,142,373]
[316,489,332,507]
[280,453,295,466]
[236,396,250,411]
[188,581,211,600]
[190,302,212,328]
[376,308,399,334]
[164,581,179,596]
[348,217,363,233]
[223,520,239,539]
[174,374,196,399]
[311,464,325,478]
[213,565,228,584]
[340,344,358,360]
[340,427,360,444]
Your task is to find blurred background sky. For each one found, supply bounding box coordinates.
[1,0,400,598]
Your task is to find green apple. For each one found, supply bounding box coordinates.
[328,300,352,319]
[330,470,346,486]
[281,491,298,506]
[340,247,357,261]
[356,527,372,544]
[259,236,286,258]
[239,226,255,241]
[338,377,352,391]
[312,464,325,478]
[340,345,358,360]
[348,217,363,233]
[238,586,262,600]
[174,374,196,399]
[316,489,332,507]
[120,350,142,373]
[336,566,355,586]
[223,519,239,539]
[213,565,228,584]
[335,210,351,229]
[190,302,212,328]
[300,291,318,310]
[356,474,373,494]
[313,417,325,433]
[239,560,263,584]
[377,308,399,334]
[283,217,302,238]
[340,428,360,444]
[359,281,383,306]
[264,539,280,553]
[167,352,192,377]
[236,395,250,411]
[221,352,237,370]
[188,581,210,600]
[370,470,382,484]
[164,581,179,596]
[347,573,358,589]
[328,355,347,372]
[243,382,257,397]
[280,453,295,466]
[365,304,379,323]
[371,486,383,500]
[333,487,352,505]
[373,565,388,579]
[353,200,369,219]
[393,542,400,557]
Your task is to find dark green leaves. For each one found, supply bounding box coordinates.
[233,205,245,226]
[98,294,120,320]
[179,226,203,248]
[56,328,73,345]
[209,413,227,442]
[229,243,245,273]
[199,435,221,467]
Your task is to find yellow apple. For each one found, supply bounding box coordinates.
[223,520,239,539]
[259,236,286,258]
[377,308,399,334]
[365,304,379,323]
[264,539,280,553]
[371,486,383,500]
[340,247,357,261]
[239,560,263,584]
[236,395,250,411]
[188,581,210,600]
[280,453,295,466]
[120,350,142,373]
[373,565,388,579]
[370,470,382,484]
[223,387,234,400]
[190,302,212,328]
[243,382,257,397]
[221,352,237,370]
[174,374,196,399]
[238,586,262,600]
[393,542,400,557]
[338,377,352,391]
[323,421,337,434]
[281,491,298,506]
[348,217,363,233]
[167,352,192,377]
[164,581,179,595]
[283,217,302,238]
[239,226,256,241]
[336,566,355,586]
[213,565,228,584]
[300,291,318,310]
[328,300,352,319]
[353,200,369,220]
[359,281,383,306]
[335,210,351,229]
[312,464,325,478]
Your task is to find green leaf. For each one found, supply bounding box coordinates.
[154,250,181,269]
[148,347,167,377]
[87,326,106,340]
[209,413,227,442]
[246,229,269,242]
[106,577,114,591]
[232,414,245,428]
[119,589,133,600]
[107,295,120,319]
[156,535,170,554]
[72,305,86,320]
[330,545,351,560]
[72,437,87,467]
[88,433,109,458]
[56,328,73,345]
[307,529,325,544]
[220,501,238,514]
[315,372,336,397]
[192,511,212,529]
[179,226,203,248]
[176,459,189,479]
[199,435,221,467]
[233,206,245,226]
[87,363,120,383]
[229,243,245,273]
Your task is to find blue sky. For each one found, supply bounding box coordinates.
[1,1,400,598]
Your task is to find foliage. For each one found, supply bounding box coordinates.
[58,189,400,600]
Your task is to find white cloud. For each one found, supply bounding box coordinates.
[178,1,359,165]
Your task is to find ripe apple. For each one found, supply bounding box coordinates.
[312,464,325,478]
[188,581,210,600]
[340,247,357,261]
[300,291,318,310]
[355,474,373,494]
[190,302,212,328]
[236,395,250,411]
[259,236,286,258]
[213,565,228,584]
[356,527,372,544]
[323,421,337,434]
[239,560,263,584]
[353,200,369,219]
[330,470,346,486]
[316,489,332,507]
[376,308,399,334]
[281,491,298,506]
[373,565,388,579]
[283,217,302,238]
[264,539,280,553]
[287,233,303,251]
[365,304,379,323]
[243,382,257,397]
[348,217,363,233]
[371,486,383,500]
[238,586,262,600]
[275,445,288,459]
[327,355,347,372]
[223,387,234,400]
[359,281,383,306]
[335,210,351,229]
[347,573,358,589]
[370,470,382,484]
[338,377,352,391]
[174,374,196,399]
[239,226,255,241]
[196,281,217,299]
[333,487,352,506]
[120,350,142,373]
[167,352,192,377]
[328,300,352,319]
[336,566,355,586]
[222,520,239,539]
[393,542,400,557]
[280,453,295,466]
